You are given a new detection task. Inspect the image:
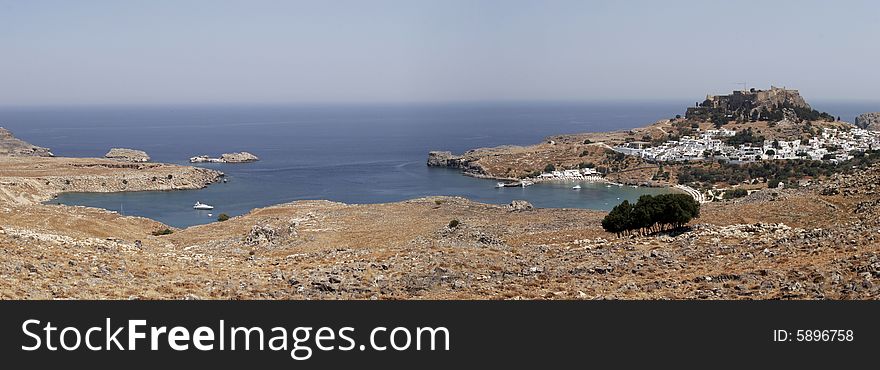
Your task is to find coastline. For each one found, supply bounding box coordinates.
[0,156,223,206]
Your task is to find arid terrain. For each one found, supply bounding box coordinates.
[1,125,878,300]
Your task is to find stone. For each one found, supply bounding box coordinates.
[244,224,279,246]
[104,148,151,162]
[507,200,534,211]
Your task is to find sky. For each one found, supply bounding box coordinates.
[1,0,878,105]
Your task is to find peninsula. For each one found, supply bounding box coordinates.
[429,87,871,201]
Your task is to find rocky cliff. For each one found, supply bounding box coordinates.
[105,148,151,162]
[0,127,53,157]
[685,86,831,122]
[426,150,490,176]
[855,112,880,131]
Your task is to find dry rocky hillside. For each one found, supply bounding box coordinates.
[1,161,879,300]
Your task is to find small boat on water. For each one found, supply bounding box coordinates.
[193,201,214,210]
[605,184,612,188]
[497,180,533,188]
[572,185,581,189]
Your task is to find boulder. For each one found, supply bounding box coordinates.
[855,112,880,131]
[507,200,534,211]
[244,224,278,246]
[104,148,150,162]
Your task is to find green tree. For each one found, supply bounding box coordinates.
[602,194,700,237]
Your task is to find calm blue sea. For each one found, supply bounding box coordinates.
[1,101,875,227]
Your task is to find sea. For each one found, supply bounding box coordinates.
[0,100,874,228]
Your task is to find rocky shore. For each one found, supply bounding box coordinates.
[0,127,222,205]
[0,156,223,205]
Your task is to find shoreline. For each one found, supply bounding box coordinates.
[0,156,223,207]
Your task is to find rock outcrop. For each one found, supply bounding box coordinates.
[190,152,260,163]
[0,127,53,157]
[685,86,830,122]
[855,112,880,131]
[427,151,455,167]
[426,150,486,175]
[220,152,259,163]
[104,148,151,162]
[507,200,534,211]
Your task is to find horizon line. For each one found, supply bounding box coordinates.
[1,97,878,110]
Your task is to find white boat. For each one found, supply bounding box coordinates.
[495,182,505,188]
[193,201,214,210]
[572,185,581,189]
[605,184,612,188]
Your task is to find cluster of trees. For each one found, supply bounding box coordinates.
[724,128,765,146]
[722,188,749,199]
[711,112,729,128]
[601,194,700,237]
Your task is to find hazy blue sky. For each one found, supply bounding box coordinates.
[1,0,878,105]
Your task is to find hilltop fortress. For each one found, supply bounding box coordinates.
[685,86,819,122]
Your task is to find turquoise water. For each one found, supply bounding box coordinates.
[2,101,873,227]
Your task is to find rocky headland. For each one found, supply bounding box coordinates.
[0,130,222,205]
[855,112,880,131]
[0,127,53,157]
